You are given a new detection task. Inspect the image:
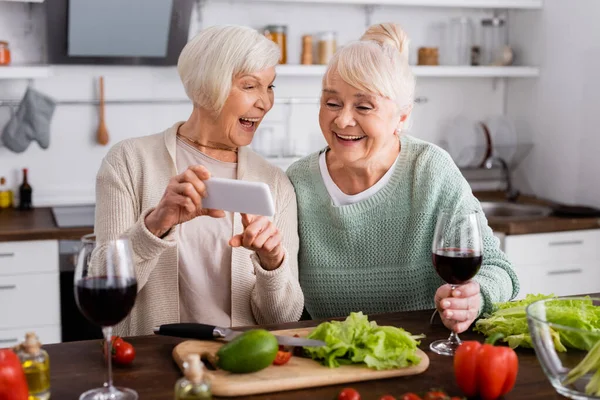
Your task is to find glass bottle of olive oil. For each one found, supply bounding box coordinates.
[174,354,212,399]
[16,332,50,400]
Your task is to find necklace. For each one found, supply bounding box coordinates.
[177,133,238,153]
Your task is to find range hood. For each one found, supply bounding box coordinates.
[45,0,193,66]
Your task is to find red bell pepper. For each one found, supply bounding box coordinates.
[0,348,28,400]
[454,333,518,400]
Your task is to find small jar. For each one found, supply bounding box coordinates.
[481,17,508,65]
[317,31,337,65]
[0,41,11,66]
[300,35,313,65]
[264,25,287,64]
[174,354,212,399]
[16,333,51,400]
[418,47,439,65]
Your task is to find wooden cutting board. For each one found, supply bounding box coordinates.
[172,327,430,397]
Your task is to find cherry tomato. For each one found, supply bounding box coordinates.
[102,337,135,365]
[114,341,136,365]
[338,387,361,400]
[401,394,423,400]
[424,390,449,400]
[379,395,397,400]
[273,350,292,365]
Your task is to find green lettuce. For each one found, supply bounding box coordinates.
[474,294,600,352]
[304,312,425,370]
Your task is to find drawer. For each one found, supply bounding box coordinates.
[513,263,600,299]
[504,229,600,266]
[0,273,60,329]
[0,326,62,346]
[0,240,59,276]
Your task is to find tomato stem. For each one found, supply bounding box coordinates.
[485,332,505,345]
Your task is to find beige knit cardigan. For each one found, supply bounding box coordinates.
[94,123,304,337]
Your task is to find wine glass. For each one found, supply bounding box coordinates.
[430,211,483,356]
[74,234,138,400]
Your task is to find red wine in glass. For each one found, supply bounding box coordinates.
[75,276,137,327]
[432,248,482,285]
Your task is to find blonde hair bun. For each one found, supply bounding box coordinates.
[360,23,410,64]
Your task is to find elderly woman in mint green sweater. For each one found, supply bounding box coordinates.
[287,23,519,334]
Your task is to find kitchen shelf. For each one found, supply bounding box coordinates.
[0,66,51,79]
[223,0,542,9]
[0,0,45,3]
[276,65,540,78]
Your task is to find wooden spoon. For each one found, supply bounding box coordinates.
[96,76,109,146]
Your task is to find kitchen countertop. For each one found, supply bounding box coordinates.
[0,207,93,242]
[474,191,600,235]
[44,304,582,400]
[1,193,599,242]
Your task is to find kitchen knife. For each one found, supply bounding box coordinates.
[153,323,326,347]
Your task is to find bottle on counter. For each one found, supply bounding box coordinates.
[174,354,212,399]
[18,168,32,210]
[0,176,13,209]
[15,332,51,400]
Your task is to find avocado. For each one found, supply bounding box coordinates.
[216,329,279,373]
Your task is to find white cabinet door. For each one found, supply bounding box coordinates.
[0,240,59,276]
[505,230,600,299]
[0,240,61,341]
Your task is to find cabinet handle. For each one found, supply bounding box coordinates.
[0,252,15,258]
[547,268,583,276]
[0,338,18,344]
[548,240,584,247]
[0,285,16,290]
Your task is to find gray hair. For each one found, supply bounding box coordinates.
[324,23,415,111]
[178,25,280,113]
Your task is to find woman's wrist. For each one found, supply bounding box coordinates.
[144,210,171,238]
[257,249,284,271]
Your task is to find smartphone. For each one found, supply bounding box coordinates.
[202,177,275,217]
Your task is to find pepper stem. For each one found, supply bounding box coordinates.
[485,332,505,345]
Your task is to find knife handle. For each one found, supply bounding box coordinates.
[155,323,217,340]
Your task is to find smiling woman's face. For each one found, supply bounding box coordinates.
[217,66,276,147]
[319,71,404,165]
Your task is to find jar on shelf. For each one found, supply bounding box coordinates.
[445,17,474,66]
[481,17,509,65]
[264,25,287,64]
[317,31,337,65]
[0,41,11,66]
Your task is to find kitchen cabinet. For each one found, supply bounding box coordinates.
[0,240,61,344]
[504,229,600,299]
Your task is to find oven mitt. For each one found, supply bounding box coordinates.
[1,88,56,153]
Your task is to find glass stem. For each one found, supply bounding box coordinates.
[448,284,462,346]
[102,326,116,392]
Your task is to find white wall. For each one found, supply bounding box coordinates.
[0,0,508,206]
[507,1,600,208]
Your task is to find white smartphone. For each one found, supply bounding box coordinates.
[202,177,275,217]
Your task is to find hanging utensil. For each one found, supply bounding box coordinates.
[96,76,109,145]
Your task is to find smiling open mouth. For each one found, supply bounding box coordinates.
[335,132,366,142]
[239,117,260,128]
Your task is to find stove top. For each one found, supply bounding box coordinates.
[51,205,96,228]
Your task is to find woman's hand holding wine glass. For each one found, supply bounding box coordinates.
[435,280,481,333]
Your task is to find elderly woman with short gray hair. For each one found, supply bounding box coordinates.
[288,23,519,335]
[95,25,303,337]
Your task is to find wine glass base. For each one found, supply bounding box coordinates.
[430,339,461,356]
[79,387,138,400]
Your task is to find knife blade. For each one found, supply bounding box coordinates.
[153,323,326,347]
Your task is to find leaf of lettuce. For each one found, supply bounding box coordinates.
[305,312,424,370]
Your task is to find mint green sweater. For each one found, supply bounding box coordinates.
[287,135,519,320]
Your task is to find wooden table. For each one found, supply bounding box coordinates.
[45,307,572,400]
